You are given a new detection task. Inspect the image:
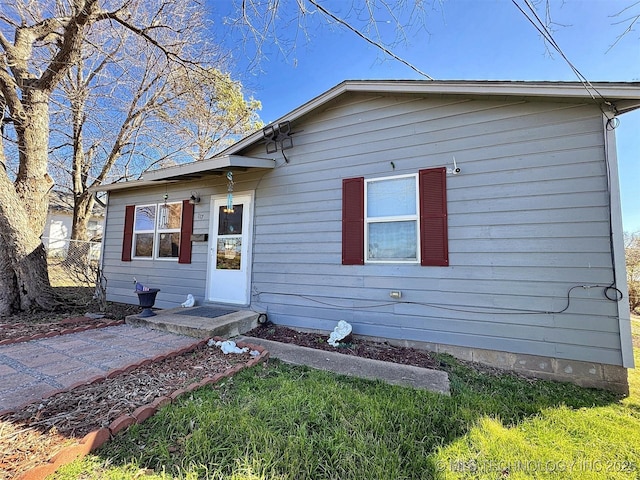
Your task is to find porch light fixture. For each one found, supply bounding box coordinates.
[189,191,200,204]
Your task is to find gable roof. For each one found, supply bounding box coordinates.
[220,80,640,156]
[95,80,640,191]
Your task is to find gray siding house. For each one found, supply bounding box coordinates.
[96,80,640,392]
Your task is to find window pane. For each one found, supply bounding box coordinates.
[158,203,182,230]
[135,206,156,230]
[158,232,180,258]
[367,177,416,217]
[218,205,243,235]
[169,203,182,229]
[134,233,154,257]
[368,221,417,260]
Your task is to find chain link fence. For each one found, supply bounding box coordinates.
[43,237,102,289]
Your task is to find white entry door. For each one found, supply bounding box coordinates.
[207,193,253,305]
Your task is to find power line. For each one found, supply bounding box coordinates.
[307,0,434,80]
[511,0,617,115]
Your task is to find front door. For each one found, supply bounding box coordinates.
[207,193,253,305]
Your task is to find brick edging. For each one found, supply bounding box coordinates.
[0,319,126,347]
[16,336,269,480]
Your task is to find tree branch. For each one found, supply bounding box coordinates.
[96,10,204,70]
[0,68,26,124]
[306,0,433,79]
[36,1,101,92]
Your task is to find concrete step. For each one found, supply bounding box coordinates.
[126,306,259,339]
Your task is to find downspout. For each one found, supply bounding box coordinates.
[603,111,635,368]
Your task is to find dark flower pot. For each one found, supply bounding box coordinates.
[135,288,160,317]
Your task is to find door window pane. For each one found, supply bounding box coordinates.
[216,238,242,270]
[218,205,243,235]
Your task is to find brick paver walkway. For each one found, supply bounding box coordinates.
[0,324,200,413]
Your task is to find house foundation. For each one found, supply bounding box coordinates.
[362,334,630,395]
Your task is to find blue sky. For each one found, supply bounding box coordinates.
[210,0,639,232]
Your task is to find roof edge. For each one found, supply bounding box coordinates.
[219,79,640,157]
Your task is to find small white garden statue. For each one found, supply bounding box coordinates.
[327,320,353,347]
[181,294,195,308]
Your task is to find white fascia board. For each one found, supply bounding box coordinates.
[342,80,640,100]
[89,179,167,193]
[91,155,275,192]
[141,155,275,181]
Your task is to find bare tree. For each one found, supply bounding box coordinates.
[0,0,250,315]
[47,5,261,256]
[163,68,263,162]
[0,1,102,314]
[51,15,195,247]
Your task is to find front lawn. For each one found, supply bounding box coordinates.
[53,318,640,480]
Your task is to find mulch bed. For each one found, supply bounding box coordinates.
[246,324,443,370]
[0,301,142,345]
[0,317,125,345]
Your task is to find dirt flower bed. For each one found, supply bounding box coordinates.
[0,300,141,344]
[0,341,254,479]
[0,317,124,344]
[247,324,443,370]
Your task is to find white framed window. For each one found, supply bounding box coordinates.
[365,174,419,263]
[133,202,182,259]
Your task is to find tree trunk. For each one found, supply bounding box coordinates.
[0,241,20,316]
[14,90,55,232]
[67,72,95,265]
[0,172,56,312]
[0,89,56,314]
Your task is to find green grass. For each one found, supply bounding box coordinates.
[53,322,640,480]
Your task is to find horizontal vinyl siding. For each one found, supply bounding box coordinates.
[247,93,623,366]
[103,183,219,309]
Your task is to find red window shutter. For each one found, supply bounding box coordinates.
[179,199,194,264]
[121,205,135,262]
[419,167,449,266]
[342,177,364,265]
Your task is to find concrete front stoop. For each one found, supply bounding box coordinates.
[126,306,260,339]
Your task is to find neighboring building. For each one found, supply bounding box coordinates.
[44,191,104,257]
[95,80,640,392]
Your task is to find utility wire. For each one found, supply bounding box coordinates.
[255,284,622,316]
[307,0,434,80]
[511,0,616,114]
